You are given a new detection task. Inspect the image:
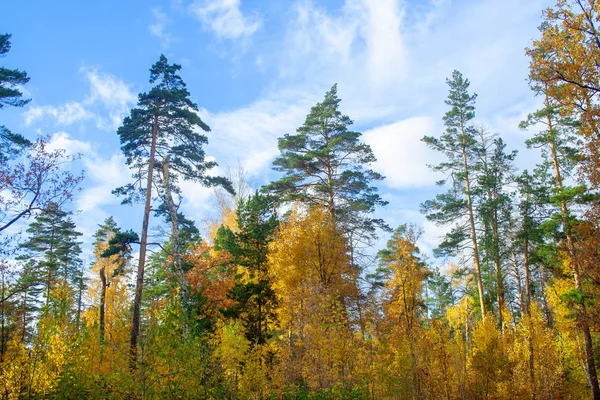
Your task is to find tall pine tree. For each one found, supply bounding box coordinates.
[266,84,388,242]
[114,54,232,362]
[421,70,487,318]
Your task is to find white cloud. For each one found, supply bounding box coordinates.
[148,8,174,49]
[24,102,95,126]
[23,69,136,130]
[77,152,129,213]
[47,131,93,155]
[197,95,315,177]
[82,68,137,130]
[364,117,441,188]
[189,0,262,39]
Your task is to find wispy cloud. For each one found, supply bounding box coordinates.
[83,68,137,130]
[148,7,174,50]
[189,0,262,39]
[24,102,95,126]
[47,132,131,243]
[23,68,136,130]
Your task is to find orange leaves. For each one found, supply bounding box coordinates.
[185,242,236,317]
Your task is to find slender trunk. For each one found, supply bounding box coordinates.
[21,292,27,344]
[99,266,107,346]
[326,161,335,221]
[76,262,84,331]
[1,271,5,360]
[524,236,532,313]
[522,236,536,400]
[258,293,263,344]
[46,228,55,309]
[463,148,486,317]
[511,250,524,314]
[546,100,600,399]
[492,212,504,330]
[130,114,159,366]
[162,157,189,334]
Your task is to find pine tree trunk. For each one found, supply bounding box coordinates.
[130,114,159,366]
[462,148,486,318]
[492,211,504,330]
[162,158,189,334]
[99,266,107,346]
[547,106,600,399]
[511,250,524,313]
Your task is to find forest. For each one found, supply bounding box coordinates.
[2,0,600,399]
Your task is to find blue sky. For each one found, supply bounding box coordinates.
[1,0,553,258]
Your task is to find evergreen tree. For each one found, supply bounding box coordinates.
[0,33,31,163]
[266,84,388,241]
[421,70,487,318]
[426,269,455,319]
[17,203,82,322]
[215,192,279,345]
[474,131,517,326]
[114,54,232,362]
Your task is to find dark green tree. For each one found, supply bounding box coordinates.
[425,269,454,319]
[0,33,31,163]
[265,84,388,242]
[114,54,232,362]
[474,131,517,326]
[421,70,487,318]
[215,192,278,345]
[17,203,82,323]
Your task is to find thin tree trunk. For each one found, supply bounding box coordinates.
[99,266,107,346]
[546,98,600,399]
[76,262,84,331]
[130,114,159,367]
[462,148,486,317]
[1,271,5,360]
[162,157,189,334]
[522,235,536,400]
[511,250,524,313]
[21,291,27,344]
[492,213,504,330]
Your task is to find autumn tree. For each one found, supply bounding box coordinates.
[91,217,133,346]
[114,54,232,361]
[520,86,600,398]
[526,0,600,186]
[379,224,429,397]
[0,137,83,244]
[268,206,359,390]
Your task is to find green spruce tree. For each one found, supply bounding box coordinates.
[216,192,279,345]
